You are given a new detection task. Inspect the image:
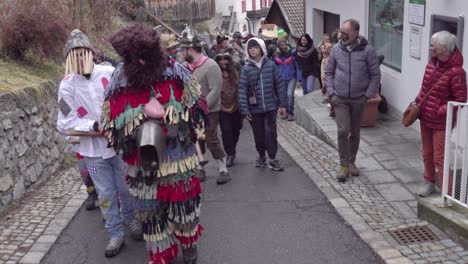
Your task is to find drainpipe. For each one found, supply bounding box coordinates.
[246,16,252,34]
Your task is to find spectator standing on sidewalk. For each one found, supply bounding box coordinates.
[416,31,467,197]
[296,34,320,95]
[56,29,141,258]
[275,39,299,121]
[180,32,232,185]
[325,19,381,182]
[215,51,242,167]
[238,38,287,171]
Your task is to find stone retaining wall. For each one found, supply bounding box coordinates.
[0,81,69,213]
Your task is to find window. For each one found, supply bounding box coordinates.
[369,0,404,71]
[242,0,246,12]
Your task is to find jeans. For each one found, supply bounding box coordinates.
[286,78,297,115]
[250,110,278,159]
[421,125,445,188]
[219,110,242,156]
[332,95,367,166]
[85,155,135,239]
[302,75,315,95]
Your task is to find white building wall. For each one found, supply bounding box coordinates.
[215,0,248,33]
[305,0,468,113]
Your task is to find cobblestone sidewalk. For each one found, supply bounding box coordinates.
[277,119,468,264]
[0,167,85,264]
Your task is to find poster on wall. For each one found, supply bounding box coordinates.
[409,0,425,26]
[410,25,422,59]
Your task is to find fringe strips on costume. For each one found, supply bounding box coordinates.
[64,49,94,77]
[101,62,206,264]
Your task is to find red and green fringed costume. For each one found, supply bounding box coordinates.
[101,62,207,263]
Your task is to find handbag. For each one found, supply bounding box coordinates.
[402,71,449,127]
[144,96,165,119]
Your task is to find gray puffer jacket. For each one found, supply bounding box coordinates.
[325,36,381,99]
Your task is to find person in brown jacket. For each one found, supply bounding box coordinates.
[180,32,231,185]
[215,51,242,167]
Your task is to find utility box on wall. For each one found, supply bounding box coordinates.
[429,14,465,59]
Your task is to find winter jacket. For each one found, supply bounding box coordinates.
[238,38,287,115]
[295,47,320,79]
[325,36,381,99]
[415,48,467,130]
[274,48,299,81]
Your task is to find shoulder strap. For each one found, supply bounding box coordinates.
[418,70,449,107]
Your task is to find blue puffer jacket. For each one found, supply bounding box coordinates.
[274,48,299,81]
[239,38,287,115]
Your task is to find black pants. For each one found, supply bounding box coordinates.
[219,110,242,156]
[250,110,278,159]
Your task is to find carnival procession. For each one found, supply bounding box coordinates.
[2,0,468,263]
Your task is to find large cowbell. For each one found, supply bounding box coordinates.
[137,120,167,171]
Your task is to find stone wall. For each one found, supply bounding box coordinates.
[0,81,69,213]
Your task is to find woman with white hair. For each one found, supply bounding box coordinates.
[416,31,467,197]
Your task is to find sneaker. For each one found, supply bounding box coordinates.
[287,114,295,121]
[336,165,349,182]
[255,156,267,167]
[127,219,143,241]
[268,159,284,171]
[226,155,235,167]
[280,114,288,120]
[182,245,198,264]
[348,163,360,176]
[216,171,231,185]
[84,193,97,210]
[105,236,124,258]
[418,182,435,197]
[198,169,206,182]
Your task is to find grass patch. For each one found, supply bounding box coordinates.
[0,58,63,93]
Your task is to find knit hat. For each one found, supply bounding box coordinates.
[64,29,94,55]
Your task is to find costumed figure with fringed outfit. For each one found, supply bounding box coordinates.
[101,24,206,264]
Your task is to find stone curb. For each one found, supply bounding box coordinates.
[19,187,86,264]
[278,135,413,264]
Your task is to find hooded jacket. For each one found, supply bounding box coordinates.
[325,36,381,99]
[274,45,299,81]
[416,48,467,130]
[238,38,287,115]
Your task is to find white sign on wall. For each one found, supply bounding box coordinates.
[410,25,423,59]
[409,0,426,26]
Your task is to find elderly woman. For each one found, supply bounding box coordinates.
[417,31,467,197]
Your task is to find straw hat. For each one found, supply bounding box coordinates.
[160,33,178,49]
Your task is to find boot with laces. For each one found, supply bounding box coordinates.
[105,236,124,257]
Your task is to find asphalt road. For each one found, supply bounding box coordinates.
[42,125,381,264]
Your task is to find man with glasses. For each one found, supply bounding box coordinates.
[325,19,381,182]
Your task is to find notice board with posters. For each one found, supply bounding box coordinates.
[409,0,426,26]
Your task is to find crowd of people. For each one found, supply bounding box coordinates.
[55,17,467,264]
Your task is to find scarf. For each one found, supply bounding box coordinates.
[296,46,315,58]
[187,54,208,72]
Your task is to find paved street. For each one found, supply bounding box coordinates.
[42,125,380,264]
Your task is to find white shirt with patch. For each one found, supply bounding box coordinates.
[57,64,115,159]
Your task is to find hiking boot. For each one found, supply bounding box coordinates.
[182,245,198,264]
[348,163,360,176]
[418,182,435,197]
[84,192,97,210]
[255,156,267,168]
[216,171,231,185]
[127,218,143,241]
[226,155,235,167]
[287,114,295,121]
[336,165,349,182]
[268,159,284,171]
[104,236,124,258]
[198,169,206,182]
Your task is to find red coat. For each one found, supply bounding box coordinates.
[416,48,467,130]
